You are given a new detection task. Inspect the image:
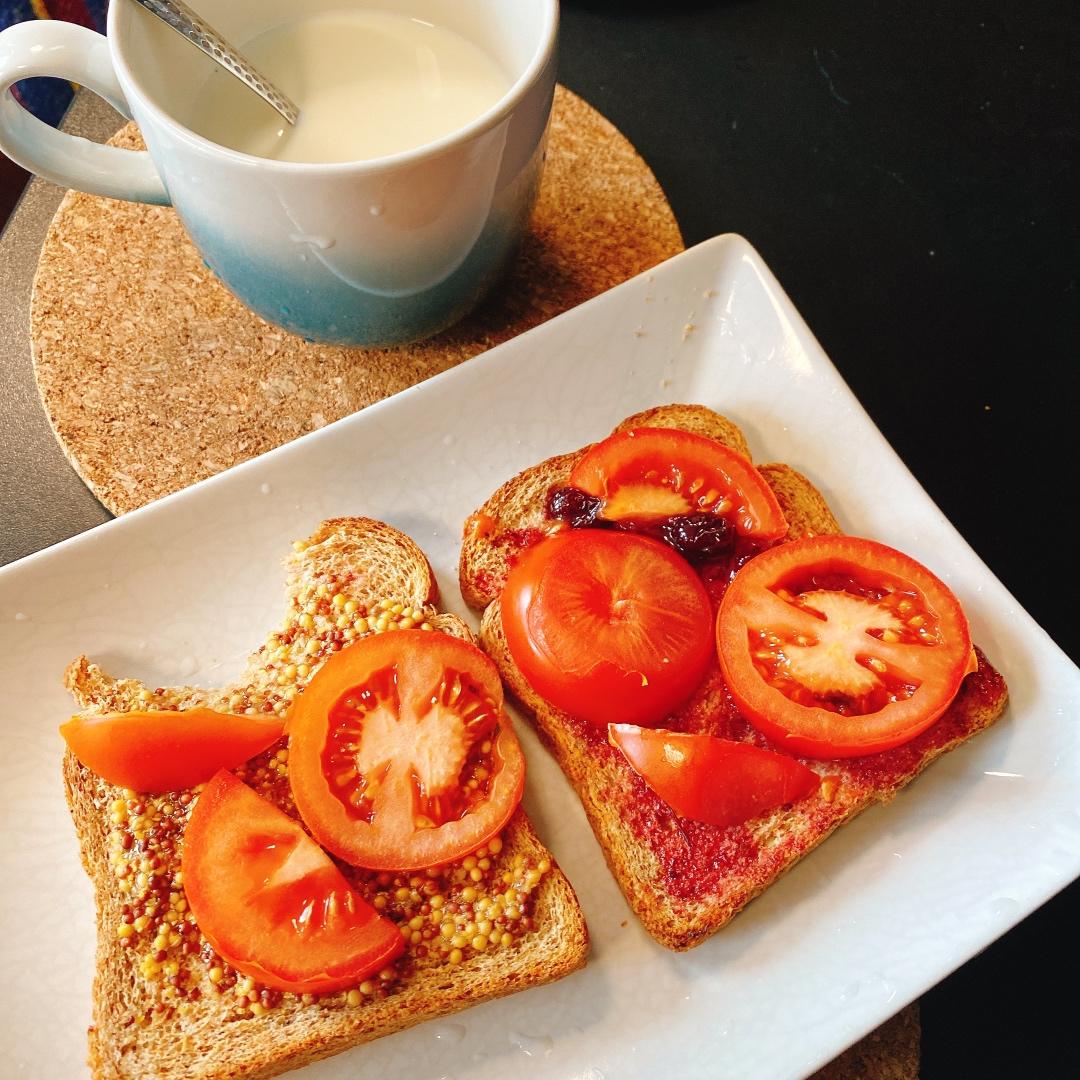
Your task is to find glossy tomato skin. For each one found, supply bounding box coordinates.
[59,708,284,792]
[717,535,976,758]
[288,630,525,871]
[501,530,714,728]
[609,724,820,827]
[182,770,404,994]
[569,427,788,542]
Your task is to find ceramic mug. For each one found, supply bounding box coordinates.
[0,1,558,345]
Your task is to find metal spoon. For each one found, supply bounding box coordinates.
[129,0,298,126]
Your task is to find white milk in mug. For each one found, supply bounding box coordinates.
[185,11,512,163]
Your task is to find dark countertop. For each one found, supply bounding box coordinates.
[2,2,1076,1076]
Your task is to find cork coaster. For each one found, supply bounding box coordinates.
[31,86,683,514]
[28,85,918,1079]
[813,1005,920,1080]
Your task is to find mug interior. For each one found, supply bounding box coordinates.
[111,0,557,165]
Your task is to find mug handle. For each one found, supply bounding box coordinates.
[0,19,169,205]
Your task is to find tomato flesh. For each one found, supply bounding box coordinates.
[501,530,713,728]
[182,770,404,994]
[717,535,977,758]
[288,630,524,871]
[59,708,284,792]
[609,724,820,827]
[569,427,788,541]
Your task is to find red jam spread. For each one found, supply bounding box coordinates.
[561,545,1007,903]
[482,482,1006,904]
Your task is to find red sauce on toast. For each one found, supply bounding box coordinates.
[557,548,1007,902]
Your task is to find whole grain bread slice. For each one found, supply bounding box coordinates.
[459,406,1009,950]
[64,518,588,1079]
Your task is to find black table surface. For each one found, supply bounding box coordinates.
[2,1,1077,1076]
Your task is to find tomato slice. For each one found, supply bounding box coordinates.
[182,769,404,994]
[609,724,820,827]
[59,708,284,792]
[717,535,978,758]
[501,530,713,728]
[288,630,524,871]
[569,427,788,541]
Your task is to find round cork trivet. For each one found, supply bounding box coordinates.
[31,86,683,514]
[29,85,918,1076]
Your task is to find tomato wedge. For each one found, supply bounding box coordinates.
[569,427,788,541]
[59,708,283,792]
[183,770,403,993]
[501,530,713,728]
[717,535,978,758]
[609,724,820,827]
[288,630,524,871]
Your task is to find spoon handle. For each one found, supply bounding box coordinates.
[130,0,299,126]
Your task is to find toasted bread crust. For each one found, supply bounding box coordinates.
[459,406,1009,950]
[65,518,588,1079]
[612,403,751,457]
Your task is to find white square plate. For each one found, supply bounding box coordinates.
[2,235,1078,1080]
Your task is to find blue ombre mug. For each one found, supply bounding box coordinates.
[0,1,558,345]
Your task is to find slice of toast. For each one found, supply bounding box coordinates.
[459,405,1009,950]
[63,518,588,1079]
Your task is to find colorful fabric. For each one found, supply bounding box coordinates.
[1,1,109,126]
